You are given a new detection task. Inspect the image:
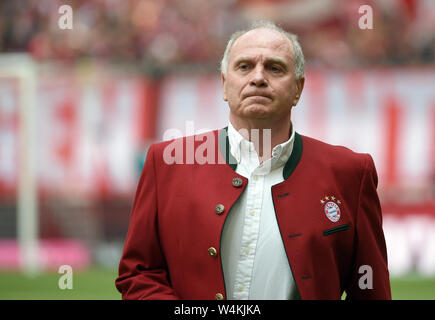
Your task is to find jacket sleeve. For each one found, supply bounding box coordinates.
[115,144,179,299]
[345,154,391,299]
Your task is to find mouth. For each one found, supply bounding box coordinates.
[244,93,272,100]
[244,95,272,103]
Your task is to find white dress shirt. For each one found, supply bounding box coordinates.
[220,122,298,300]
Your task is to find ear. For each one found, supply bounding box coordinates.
[221,73,228,101]
[292,77,305,106]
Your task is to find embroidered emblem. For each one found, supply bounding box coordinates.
[321,196,342,222]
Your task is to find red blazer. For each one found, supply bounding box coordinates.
[116,128,391,300]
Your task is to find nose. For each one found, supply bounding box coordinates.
[250,66,267,87]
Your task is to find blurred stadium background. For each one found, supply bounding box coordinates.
[0,0,434,299]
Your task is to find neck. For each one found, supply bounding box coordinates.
[230,115,292,163]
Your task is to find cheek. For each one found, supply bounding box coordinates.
[227,74,245,88]
[226,82,243,100]
[282,82,298,100]
[272,85,297,108]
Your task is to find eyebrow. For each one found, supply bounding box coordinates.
[233,56,290,70]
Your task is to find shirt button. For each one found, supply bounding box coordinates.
[244,247,250,255]
[215,204,225,215]
[253,175,259,181]
[239,285,244,292]
[232,177,243,188]
[215,293,224,300]
[249,210,255,216]
[208,247,218,257]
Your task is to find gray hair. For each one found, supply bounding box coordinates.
[220,20,305,80]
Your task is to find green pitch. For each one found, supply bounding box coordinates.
[0,268,121,300]
[0,268,434,300]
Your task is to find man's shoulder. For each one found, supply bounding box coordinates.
[146,129,222,167]
[299,133,373,167]
[150,129,221,151]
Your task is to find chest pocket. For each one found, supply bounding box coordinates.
[323,223,350,236]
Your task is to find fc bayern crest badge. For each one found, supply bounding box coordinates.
[320,196,342,222]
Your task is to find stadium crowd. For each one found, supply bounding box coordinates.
[0,0,434,71]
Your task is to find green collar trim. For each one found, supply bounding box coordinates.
[217,127,303,180]
[218,127,238,171]
[283,132,303,180]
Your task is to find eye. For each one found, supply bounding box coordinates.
[270,65,282,72]
[239,64,249,70]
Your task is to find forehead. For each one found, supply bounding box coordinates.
[230,28,293,62]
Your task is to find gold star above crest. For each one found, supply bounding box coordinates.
[321,196,342,205]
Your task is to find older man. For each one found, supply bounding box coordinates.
[116,21,391,300]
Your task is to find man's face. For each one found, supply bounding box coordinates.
[222,28,303,124]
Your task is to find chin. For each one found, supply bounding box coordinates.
[243,104,270,118]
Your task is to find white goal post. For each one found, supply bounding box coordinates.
[0,53,39,275]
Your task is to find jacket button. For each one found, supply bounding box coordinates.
[208,247,218,257]
[215,204,225,215]
[215,293,224,300]
[232,177,243,187]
